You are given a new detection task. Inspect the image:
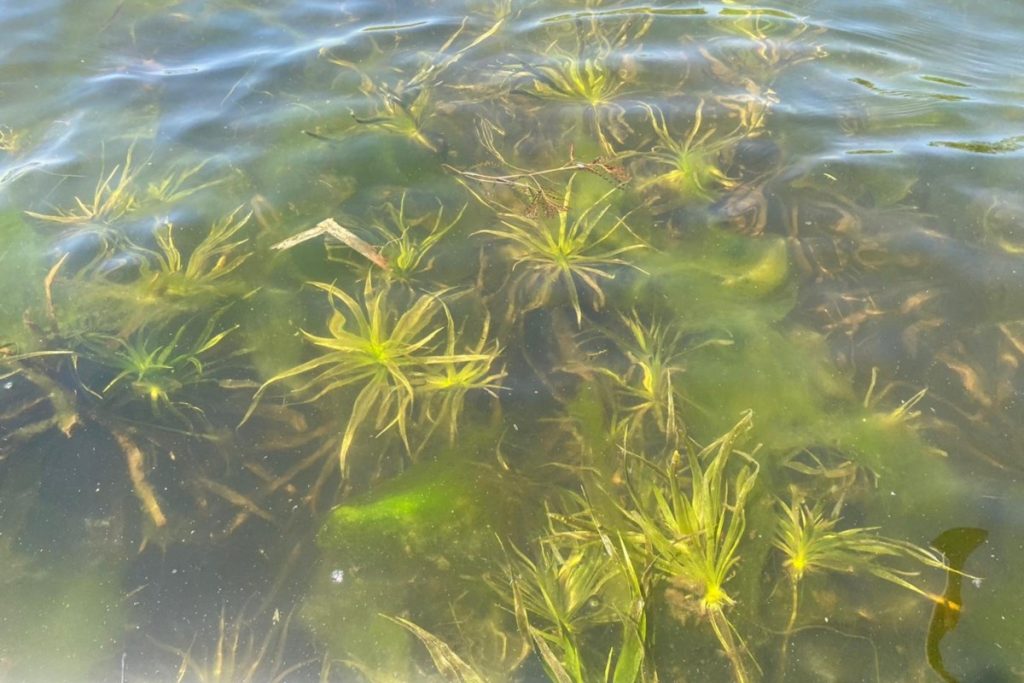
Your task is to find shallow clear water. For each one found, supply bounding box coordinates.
[1,1,1023,681]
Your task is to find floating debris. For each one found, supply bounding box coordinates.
[272,218,389,270]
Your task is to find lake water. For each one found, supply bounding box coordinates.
[1,1,1022,681]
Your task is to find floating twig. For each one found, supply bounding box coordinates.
[272,218,389,270]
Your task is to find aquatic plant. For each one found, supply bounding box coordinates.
[773,498,955,669]
[417,310,505,446]
[504,539,618,681]
[78,312,239,425]
[514,49,623,107]
[590,313,692,447]
[25,146,142,225]
[136,207,253,300]
[495,527,647,683]
[241,277,501,471]
[41,206,255,341]
[24,147,225,227]
[345,74,440,153]
[151,604,311,683]
[716,82,779,140]
[774,498,950,600]
[861,367,928,429]
[636,101,741,205]
[328,193,464,286]
[144,158,226,206]
[384,616,489,683]
[617,412,760,683]
[702,9,826,86]
[320,16,504,152]
[449,131,631,215]
[474,172,645,325]
[505,13,652,152]
[837,367,950,472]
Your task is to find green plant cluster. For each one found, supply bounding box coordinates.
[0,0,1005,681]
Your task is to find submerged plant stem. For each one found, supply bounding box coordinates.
[113,428,167,529]
[778,578,800,676]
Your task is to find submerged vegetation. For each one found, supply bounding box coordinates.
[24,146,225,229]
[619,414,761,682]
[594,312,692,447]
[79,312,239,425]
[474,172,645,325]
[0,0,1015,681]
[137,207,252,300]
[328,193,465,287]
[637,100,742,205]
[242,277,501,473]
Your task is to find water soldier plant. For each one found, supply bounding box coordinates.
[149,603,312,683]
[24,146,143,226]
[703,8,827,86]
[241,276,502,472]
[504,12,653,153]
[76,311,239,428]
[416,310,505,445]
[24,146,224,229]
[319,15,505,153]
[136,207,252,301]
[616,413,760,683]
[578,311,700,451]
[774,497,955,626]
[636,101,742,206]
[496,526,648,683]
[326,193,465,288]
[44,206,255,340]
[473,172,646,325]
